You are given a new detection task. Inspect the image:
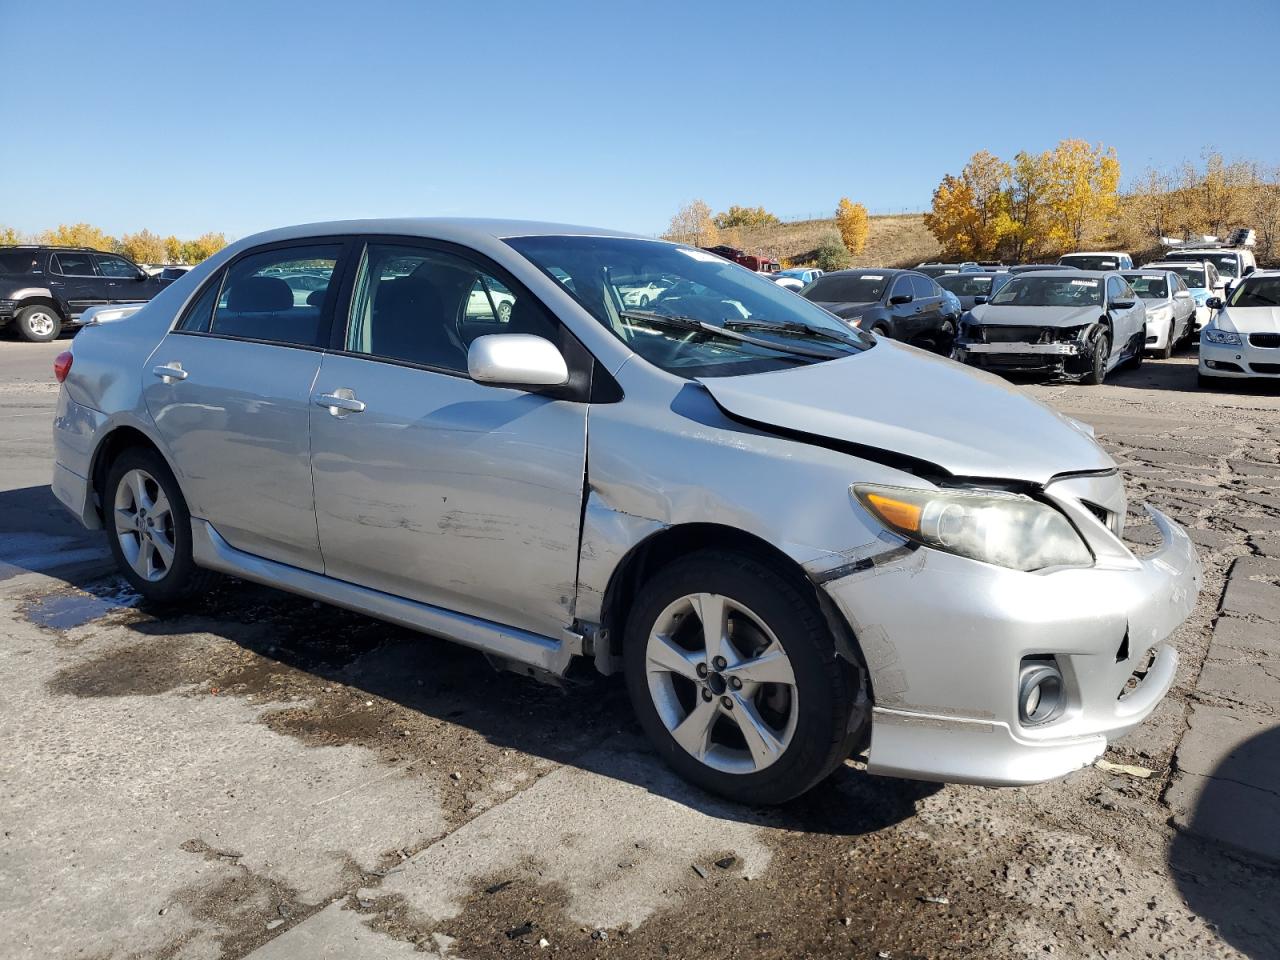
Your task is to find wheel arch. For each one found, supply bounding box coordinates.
[597,521,871,684]
[88,423,182,524]
[10,290,69,319]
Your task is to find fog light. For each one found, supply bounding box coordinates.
[1019,661,1065,726]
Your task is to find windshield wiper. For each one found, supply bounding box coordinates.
[723,318,861,349]
[618,310,844,359]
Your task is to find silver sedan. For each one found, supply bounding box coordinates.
[51,219,1201,803]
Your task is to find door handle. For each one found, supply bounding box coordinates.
[315,390,366,416]
[152,363,188,383]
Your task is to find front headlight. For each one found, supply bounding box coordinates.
[854,484,1093,572]
[846,315,864,328]
[1203,326,1241,345]
[1147,306,1172,323]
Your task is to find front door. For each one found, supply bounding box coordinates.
[47,251,107,318]
[94,253,163,303]
[142,240,348,572]
[308,240,588,637]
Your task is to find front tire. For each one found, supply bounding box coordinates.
[1157,323,1174,360]
[15,305,63,342]
[1081,330,1110,385]
[870,322,891,339]
[105,447,214,603]
[623,550,862,805]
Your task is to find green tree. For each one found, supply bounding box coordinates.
[835,198,869,255]
[712,205,780,229]
[813,231,851,271]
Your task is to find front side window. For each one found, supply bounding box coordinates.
[1228,277,1280,308]
[990,276,1102,307]
[345,243,556,373]
[909,274,936,300]
[95,255,139,278]
[204,244,340,347]
[52,252,96,276]
[506,235,868,378]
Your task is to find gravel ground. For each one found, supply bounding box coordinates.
[1,340,1278,959]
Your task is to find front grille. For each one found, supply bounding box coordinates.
[1249,333,1280,348]
[977,354,1057,368]
[975,325,1058,344]
[1250,362,1280,374]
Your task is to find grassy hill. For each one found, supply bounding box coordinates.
[731,213,941,269]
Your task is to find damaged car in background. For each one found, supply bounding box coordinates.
[52,220,1199,804]
[954,271,1147,385]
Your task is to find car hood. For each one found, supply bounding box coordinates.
[1219,307,1280,333]
[968,303,1100,328]
[811,300,876,317]
[698,340,1113,484]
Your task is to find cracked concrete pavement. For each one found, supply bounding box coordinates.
[2,340,1279,959]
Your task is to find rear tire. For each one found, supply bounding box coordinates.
[15,305,62,342]
[104,447,215,604]
[623,550,863,805]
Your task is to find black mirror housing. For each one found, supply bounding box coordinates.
[889,294,913,305]
[1206,296,1224,309]
[973,296,988,305]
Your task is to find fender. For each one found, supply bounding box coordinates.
[5,286,71,318]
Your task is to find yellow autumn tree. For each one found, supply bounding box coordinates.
[38,222,116,251]
[835,198,869,255]
[163,235,183,263]
[178,232,228,264]
[923,151,1009,259]
[994,150,1051,262]
[1041,139,1120,252]
[119,229,168,264]
[662,200,719,247]
[712,205,780,229]
[1,225,22,246]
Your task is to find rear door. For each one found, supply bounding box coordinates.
[307,238,588,636]
[47,251,107,317]
[142,239,350,572]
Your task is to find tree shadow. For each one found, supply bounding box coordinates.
[1168,724,1280,958]
[5,484,938,838]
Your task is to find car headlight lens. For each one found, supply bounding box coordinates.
[846,315,864,328]
[1203,326,1241,345]
[853,484,1093,572]
[1147,306,1171,323]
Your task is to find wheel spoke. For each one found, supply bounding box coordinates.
[670,697,719,760]
[689,593,728,662]
[723,644,795,687]
[150,530,175,569]
[647,633,702,680]
[150,490,172,525]
[730,696,785,770]
[139,539,157,578]
[114,507,139,533]
[129,471,154,512]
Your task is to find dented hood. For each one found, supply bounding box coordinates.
[969,303,1099,329]
[698,341,1114,484]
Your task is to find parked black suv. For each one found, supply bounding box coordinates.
[801,268,956,348]
[0,246,172,341]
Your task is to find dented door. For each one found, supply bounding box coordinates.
[307,352,588,637]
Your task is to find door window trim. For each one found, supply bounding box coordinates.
[169,236,355,352]
[50,252,100,278]
[328,234,610,402]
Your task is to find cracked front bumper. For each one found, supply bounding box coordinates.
[820,507,1201,786]
[954,339,1093,378]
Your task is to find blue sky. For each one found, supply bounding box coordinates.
[4,0,1278,240]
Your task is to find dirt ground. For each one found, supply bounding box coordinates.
[2,340,1279,960]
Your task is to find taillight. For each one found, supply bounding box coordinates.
[53,351,73,383]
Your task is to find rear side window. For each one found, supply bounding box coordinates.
[344,242,556,373]
[52,252,96,276]
[0,251,37,274]
[176,275,223,334]
[199,245,341,347]
[95,255,139,278]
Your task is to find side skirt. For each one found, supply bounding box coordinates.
[190,520,577,676]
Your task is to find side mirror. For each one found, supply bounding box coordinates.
[467,334,569,388]
[1110,299,1135,310]
[889,293,913,305]
[972,295,988,305]
[1206,297,1224,310]
[136,271,148,281]
[1244,265,1256,275]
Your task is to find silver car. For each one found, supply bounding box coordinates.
[1120,270,1196,359]
[51,220,1201,803]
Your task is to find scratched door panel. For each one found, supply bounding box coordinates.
[308,352,588,637]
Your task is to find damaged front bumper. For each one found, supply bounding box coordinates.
[954,326,1097,379]
[816,506,1201,786]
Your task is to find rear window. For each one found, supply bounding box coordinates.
[0,251,37,274]
[937,274,993,297]
[1060,254,1119,271]
[803,274,888,303]
[1164,251,1240,277]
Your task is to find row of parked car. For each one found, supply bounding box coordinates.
[776,236,1271,387]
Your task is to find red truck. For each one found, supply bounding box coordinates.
[702,244,780,273]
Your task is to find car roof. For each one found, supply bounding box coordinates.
[937,270,1005,279]
[1,244,98,252]
[234,218,649,249]
[821,268,906,277]
[1008,269,1111,279]
[1061,251,1126,256]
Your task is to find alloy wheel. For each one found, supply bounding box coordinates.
[26,311,56,337]
[113,468,177,582]
[644,592,799,774]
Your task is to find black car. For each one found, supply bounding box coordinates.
[936,271,1013,311]
[0,246,171,341]
[1007,263,1079,274]
[802,268,955,346]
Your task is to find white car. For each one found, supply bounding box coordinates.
[617,279,672,308]
[1121,270,1196,359]
[1199,270,1280,386]
[466,276,516,321]
[1142,260,1221,331]
[1059,251,1134,271]
[771,268,824,291]
[1161,246,1256,298]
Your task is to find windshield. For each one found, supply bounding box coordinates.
[1158,264,1207,289]
[914,265,957,278]
[505,235,870,377]
[1123,275,1169,298]
[936,274,993,297]
[1164,251,1239,277]
[989,275,1102,307]
[1228,276,1280,308]
[1060,255,1119,271]
[802,273,888,303]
